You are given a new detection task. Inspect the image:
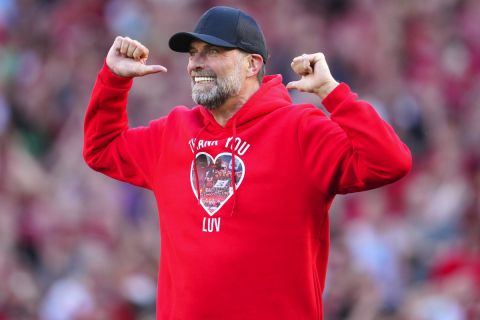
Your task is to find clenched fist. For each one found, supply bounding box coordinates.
[106,36,167,78]
[286,53,339,99]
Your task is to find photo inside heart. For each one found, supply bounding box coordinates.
[190,152,245,215]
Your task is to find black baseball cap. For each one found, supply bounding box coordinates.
[168,6,268,63]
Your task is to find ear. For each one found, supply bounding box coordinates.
[246,54,264,78]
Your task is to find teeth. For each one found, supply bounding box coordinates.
[194,76,215,83]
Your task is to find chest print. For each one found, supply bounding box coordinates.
[190,152,245,216]
[188,136,251,233]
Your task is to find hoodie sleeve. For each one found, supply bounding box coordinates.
[83,63,166,189]
[299,83,412,195]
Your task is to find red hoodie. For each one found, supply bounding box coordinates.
[84,63,412,319]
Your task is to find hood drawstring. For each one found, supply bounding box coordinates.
[193,124,208,205]
[230,118,237,216]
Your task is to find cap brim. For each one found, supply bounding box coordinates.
[168,32,237,52]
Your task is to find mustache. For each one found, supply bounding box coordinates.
[191,70,217,77]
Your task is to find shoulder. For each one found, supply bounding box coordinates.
[272,103,329,121]
[162,105,204,127]
[277,104,340,138]
[143,105,195,128]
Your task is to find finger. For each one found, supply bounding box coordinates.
[132,45,147,60]
[291,54,312,74]
[132,47,141,60]
[108,36,123,58]
[291,53,312,65]
[126,41,137,58]
[286,80,304,91]
[304,65,313,75]
[120,37,131,56]
[291,54,309,62]
[140,64,168,75]
[293,53,325,65]
[113,36,123,52]
[291,58,313,76]
[292,53,319,63]
[140,44,149,60]
[133,42,149,61]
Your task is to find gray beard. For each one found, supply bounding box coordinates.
[191,64,242,110]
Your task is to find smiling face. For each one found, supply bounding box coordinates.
[187,41,247,110]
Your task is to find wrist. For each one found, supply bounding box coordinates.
[99,61,133,88]
[314,80,339,100]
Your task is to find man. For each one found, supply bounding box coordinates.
[84,6,411,319]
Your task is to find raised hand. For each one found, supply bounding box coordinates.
[106,36,167,78]
[286,53,339,99]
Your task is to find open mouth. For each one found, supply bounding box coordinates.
[193,76,216,84]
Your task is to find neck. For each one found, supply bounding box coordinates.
[210,81,260,127]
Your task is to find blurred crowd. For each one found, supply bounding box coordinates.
[0,0,479,319]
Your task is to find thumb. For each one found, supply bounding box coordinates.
[141,64,168,75]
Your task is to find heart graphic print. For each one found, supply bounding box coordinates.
[191,152,245,215]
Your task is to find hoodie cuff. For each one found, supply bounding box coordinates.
[98,61,133,90]
[321,82,352,113]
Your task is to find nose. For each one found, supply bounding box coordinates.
[187,53,205,74]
